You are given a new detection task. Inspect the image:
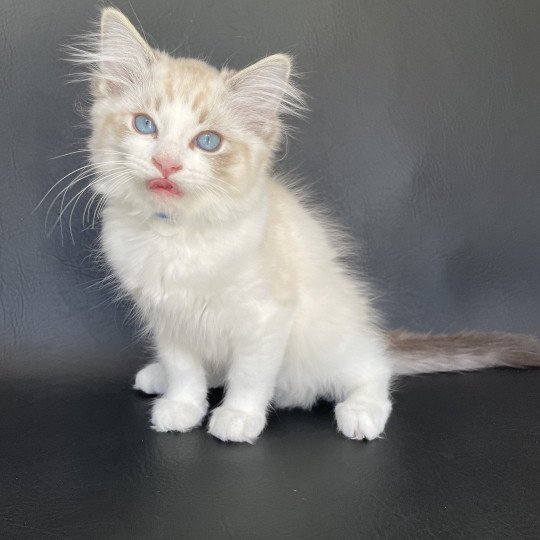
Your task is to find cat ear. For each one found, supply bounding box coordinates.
[98,8,155,94]
[227,54,302,134]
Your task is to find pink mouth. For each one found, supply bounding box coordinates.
[147,178,182,197]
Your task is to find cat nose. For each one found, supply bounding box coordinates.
[152,156,182,178]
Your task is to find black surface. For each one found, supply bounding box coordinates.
[1,0,539,538]
[1,373,539,538]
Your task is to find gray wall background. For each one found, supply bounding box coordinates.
[1,0,539,379]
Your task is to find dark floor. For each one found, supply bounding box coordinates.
[1,369,539,539]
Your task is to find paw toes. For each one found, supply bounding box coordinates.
[335,399,391,441]
[208,406,266,443]
[151,398,207,432]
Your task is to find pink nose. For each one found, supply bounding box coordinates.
[152,157,182,178]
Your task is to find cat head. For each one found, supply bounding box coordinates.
[74,8,303,224]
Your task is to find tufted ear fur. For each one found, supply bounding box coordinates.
[226,54,304,135]
[97,8,156,95]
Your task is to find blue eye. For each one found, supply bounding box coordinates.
[134,114,157,134]
[195,131,221,152]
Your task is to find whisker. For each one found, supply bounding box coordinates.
[71,171,134,239]
[83,190,101,225]
[45,165,126,232]
[51,148,138,160]
[35,162,102,213]
[40,159,128,215]
[67,171,133,242]
[92,174,134,227]
[49,168,130,241]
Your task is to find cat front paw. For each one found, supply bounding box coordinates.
[151,397,207,432]
[134,362,167,395]
[335,399,392,441]
[208,406,266,443]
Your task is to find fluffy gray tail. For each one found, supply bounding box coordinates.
[388,330,540,376]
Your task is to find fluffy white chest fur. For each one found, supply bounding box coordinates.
[102,178,392,443]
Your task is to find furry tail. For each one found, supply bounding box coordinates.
[388,330,540,376]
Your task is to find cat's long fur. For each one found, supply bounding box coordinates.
[71,8,539,443]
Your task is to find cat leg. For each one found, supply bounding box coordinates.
[208,316,290,443]
[207,352,280,443]
[332,338,393,441]
[134,362,167,395]
[150,338,208,433]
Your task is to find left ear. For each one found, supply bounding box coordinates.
[97,8,156,95]
[226,54,294,134]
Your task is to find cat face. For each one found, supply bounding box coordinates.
[85,8,301,224]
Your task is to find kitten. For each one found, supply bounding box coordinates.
[72,8,539,443]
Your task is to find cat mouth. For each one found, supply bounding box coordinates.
[147,178,182,197]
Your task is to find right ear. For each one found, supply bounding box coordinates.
[98,8,155,94]
[226,54,293,134]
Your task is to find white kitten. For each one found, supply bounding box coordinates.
[69,9,539,443]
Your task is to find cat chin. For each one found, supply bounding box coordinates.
[105,198,199,226]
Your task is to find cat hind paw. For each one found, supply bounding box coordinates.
[335,399,391,441]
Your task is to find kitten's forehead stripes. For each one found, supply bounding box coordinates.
[159,57,220,106]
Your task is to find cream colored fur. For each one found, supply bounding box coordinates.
[63,8,540,443]
[78,8,392,443]
[71,9,538,444]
